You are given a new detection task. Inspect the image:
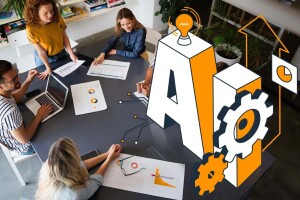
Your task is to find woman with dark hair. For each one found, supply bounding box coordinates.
[24,0,77,80]
[92,8,147,65]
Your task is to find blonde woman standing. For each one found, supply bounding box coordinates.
[35,137,122,200]
[24,0,78,80]
[93,8,147,65]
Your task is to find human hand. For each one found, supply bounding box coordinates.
[26,69,38,83]
[141,85,151,97]
[36,104,53,121]
[107,144,122,161]
[136,82,143,93]
[92,53,105,65]
[137,81,150,96]
[70,53,78,62]
[38,68,52,80]
[108,49,116,55]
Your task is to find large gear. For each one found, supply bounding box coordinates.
[194,153,228,196]
[214,90,273,162]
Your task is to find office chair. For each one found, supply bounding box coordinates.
[0,142,37,186]
[145,27,162,63]
[7,29,37,73]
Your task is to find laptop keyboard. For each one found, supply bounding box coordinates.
[36,94,59,113]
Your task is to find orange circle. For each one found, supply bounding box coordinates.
[236,110,255,139]
[277,65,292,82]
[90,98,98,103]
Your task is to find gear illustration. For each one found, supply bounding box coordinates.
[214,90,273,162]
[195,153,228,196]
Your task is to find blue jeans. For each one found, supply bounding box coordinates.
[20,145,36,155]
[34,49,68,67]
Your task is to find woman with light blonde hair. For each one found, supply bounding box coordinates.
[92,7,147,65]
[35,137,122,200]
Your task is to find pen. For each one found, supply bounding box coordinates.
[151,174,174,179]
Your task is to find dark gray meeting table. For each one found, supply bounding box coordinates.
[19,55,275,200]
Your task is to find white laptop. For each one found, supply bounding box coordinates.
[25,74,69,122]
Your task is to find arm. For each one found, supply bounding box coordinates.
[144,66,154,86]
[33,43,52,80]
[116,28,146,58]
[12,70,38,103]
[136,66,154,96]
[95,144,122,176]
[62,30,77,62]
[92,36,120,65]
[83,152,108,170]
[9,104,53,144]
[103,35,120,55]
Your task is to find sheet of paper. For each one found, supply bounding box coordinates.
[103,153,185,200]
[87,60,130,80]
[71,80,107,115]
[54,60,85,77]
[133,91,148,106]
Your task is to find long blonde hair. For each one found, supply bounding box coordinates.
[35,137,90,200]
[115,8,144,37]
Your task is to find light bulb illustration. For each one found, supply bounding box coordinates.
[175,13,193,46]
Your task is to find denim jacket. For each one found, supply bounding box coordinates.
[103,28,146,58]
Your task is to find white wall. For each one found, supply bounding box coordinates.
[128,0,167,31]
[0,0,166,64]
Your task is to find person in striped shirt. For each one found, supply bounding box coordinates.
[0,60,53,155]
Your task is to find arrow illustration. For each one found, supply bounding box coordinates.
[238,15,289,152]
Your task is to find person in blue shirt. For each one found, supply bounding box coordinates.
[35,137,122,200]
[92,8,147,65]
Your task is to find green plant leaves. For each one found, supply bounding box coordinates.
[0,0,26,18]
[155,0,191,24]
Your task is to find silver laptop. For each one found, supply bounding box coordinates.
[25,74,68,122]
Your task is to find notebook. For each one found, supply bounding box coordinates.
[25,74,69,122]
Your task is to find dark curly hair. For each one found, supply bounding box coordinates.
[0,60,13,82]
[24,0,60,26]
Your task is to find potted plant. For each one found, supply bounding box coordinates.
[204,21,243,66]
[199,0,273,70]
[0,0,26,18]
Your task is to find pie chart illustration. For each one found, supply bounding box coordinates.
[276,65,292,83]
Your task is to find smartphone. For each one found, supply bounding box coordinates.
[26,89,41,99]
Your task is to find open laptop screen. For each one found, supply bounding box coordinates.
[46,75,68,107]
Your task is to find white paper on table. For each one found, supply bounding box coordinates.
[54,60,85,77]
[87,60,130,80]
[103,153,185,200]
[133,91,148,106]
[71,80,107,115]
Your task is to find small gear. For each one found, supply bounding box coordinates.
[214,90,273,162]
[194,153,228,196]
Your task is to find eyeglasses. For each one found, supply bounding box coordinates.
[118,155,146,176]
[0,69,19,85]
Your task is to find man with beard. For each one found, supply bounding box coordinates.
[0,60,53,155]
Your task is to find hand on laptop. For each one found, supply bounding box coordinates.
[36,104,53,121]
[38,68,52,80]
